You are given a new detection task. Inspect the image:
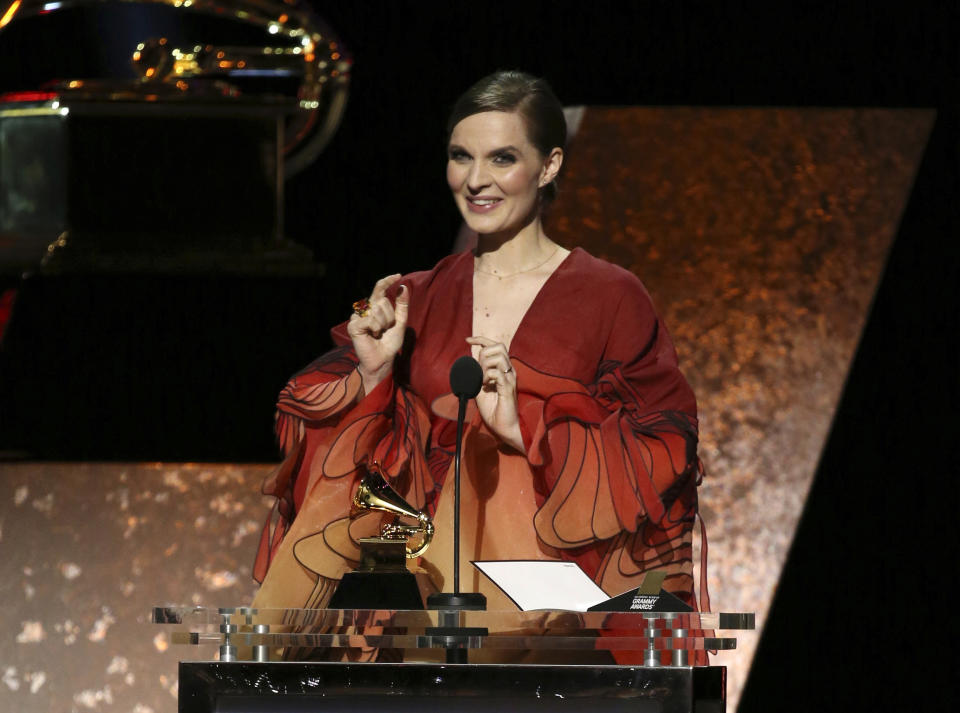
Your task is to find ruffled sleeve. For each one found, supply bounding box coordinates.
[274,345,366,455]
[516,277,701,600]
[254,335,435,585]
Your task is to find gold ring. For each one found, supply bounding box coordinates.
[352,298,371,317]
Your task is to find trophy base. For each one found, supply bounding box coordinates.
[328,570,424,610]
[328,538,424,609]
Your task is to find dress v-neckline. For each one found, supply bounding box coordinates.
[463,247,579,356]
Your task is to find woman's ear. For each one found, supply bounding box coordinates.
[539,147,564,187]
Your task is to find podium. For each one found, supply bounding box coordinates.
[154,607,754,712]
[178,661,725,712]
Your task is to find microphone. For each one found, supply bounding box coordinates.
[425,355,488,659]
[448,356,481,596]
[450,355,483,400]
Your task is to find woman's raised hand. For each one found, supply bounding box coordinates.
[348,274,409,395]
[465,336,525,453]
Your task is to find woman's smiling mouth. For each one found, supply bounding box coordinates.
[466,196,503,212]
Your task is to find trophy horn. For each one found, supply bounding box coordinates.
[352,465,434,558]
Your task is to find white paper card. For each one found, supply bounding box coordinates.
[472,560,609,611]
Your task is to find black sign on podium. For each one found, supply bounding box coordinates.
[588,570,694,613]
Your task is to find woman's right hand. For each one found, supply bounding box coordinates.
[347,274,409,395]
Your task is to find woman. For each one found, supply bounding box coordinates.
[252,71,706,626]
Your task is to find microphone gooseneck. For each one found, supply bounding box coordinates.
[449,356,481,594]
[424,355,489,661]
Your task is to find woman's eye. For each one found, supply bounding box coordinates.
[492,153,516,165]
[448,149,470,162]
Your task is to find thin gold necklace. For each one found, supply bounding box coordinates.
[474,246,560,279]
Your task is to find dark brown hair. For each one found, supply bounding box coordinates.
[447,70,566,202]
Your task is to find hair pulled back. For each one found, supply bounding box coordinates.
[447,70,566,203]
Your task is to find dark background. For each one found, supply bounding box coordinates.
[0,2,957,710]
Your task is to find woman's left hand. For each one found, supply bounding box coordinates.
[465,336,525,454]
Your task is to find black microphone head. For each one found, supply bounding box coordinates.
[450,355,483,399]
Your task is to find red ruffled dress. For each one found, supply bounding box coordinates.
[253,248,708,661]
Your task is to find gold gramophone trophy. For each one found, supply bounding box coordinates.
[327,463,434,610]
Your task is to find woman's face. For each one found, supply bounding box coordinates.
[446,111,562,236]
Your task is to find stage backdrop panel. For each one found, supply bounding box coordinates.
[0,462,271,713]
[545,106,933,710]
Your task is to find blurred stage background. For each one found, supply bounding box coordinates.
[1,2,957,712]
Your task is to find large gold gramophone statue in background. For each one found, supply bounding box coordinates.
[0,0,351,272]
[0,0,350,176]
[328,463,434,609]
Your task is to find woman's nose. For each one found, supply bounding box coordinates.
[467,162,491,191]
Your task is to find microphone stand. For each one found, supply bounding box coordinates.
[426,357,487,662]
